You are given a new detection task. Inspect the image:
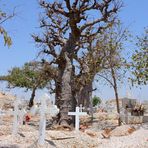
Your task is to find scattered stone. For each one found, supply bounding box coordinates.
[0,131,4,136]
[101,128,112,138]
[110,125,136,137]
[85,130,97,137]
[80,124,89,132]
[51,125,72,131]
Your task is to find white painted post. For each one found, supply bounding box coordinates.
[38,95,47,145]
[68,107,87,131]
[0,109,4,125]
[19,109,27,125]
[12,98,20,135]
[30,104,38,116]
[38,93,60,145]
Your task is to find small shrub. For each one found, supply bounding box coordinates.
[92,96,101,107]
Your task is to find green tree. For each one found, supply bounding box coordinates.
[0,61,56,107]
[131,28,148,85]
[92,96,101,107]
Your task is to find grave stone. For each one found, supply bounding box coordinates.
[120,107,144,124]
[143,101,148,123]
[128,116,143,124]
[68,106,87,131]
[143,100,148,114]
[121,98,136,109]
[143,116,148,123]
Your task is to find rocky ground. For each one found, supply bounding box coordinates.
[0,92,148,148]
[0,113,148,148]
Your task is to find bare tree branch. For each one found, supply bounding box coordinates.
[64,0,71,11]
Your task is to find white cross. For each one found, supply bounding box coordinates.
[38,93,59,145]
[68,106,87,131]
[38,94,47,145]
[0,96,27,136]
[7,98,27,135]
[79,104,85,112]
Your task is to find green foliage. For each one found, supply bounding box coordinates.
[0,9,12,47]
[0,61,54,90]
[92,96,101,107]
[131,28,148,85]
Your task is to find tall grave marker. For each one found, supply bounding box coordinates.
[38,94,59,145]
[10,97,20,135]
[38,94,48,145]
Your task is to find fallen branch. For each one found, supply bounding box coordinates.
[50,136,75,140]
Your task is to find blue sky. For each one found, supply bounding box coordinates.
[0,0,148,101]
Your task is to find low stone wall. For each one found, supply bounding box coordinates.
[127,116,143,124]
[143,116,148,123]
[121,115,143,124]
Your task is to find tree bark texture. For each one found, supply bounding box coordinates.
[29,87,37,107]
[111,67,121,126]
[55,35,79,125]
[77,82,93,108]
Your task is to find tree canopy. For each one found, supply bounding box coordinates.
[131,28,148,85]
[0,61,56,107]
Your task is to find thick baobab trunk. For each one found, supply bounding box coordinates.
[29,87,37,107]
[55,67,64,109]
[58,53,73,125]
[78,82,93,108]
[55,33,80,125]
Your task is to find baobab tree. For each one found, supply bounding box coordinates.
[33,0,123,125]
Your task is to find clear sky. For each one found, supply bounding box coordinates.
[0,0,148,101]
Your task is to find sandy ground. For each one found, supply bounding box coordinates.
[1,92,148,147]
[0,119,148,148]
